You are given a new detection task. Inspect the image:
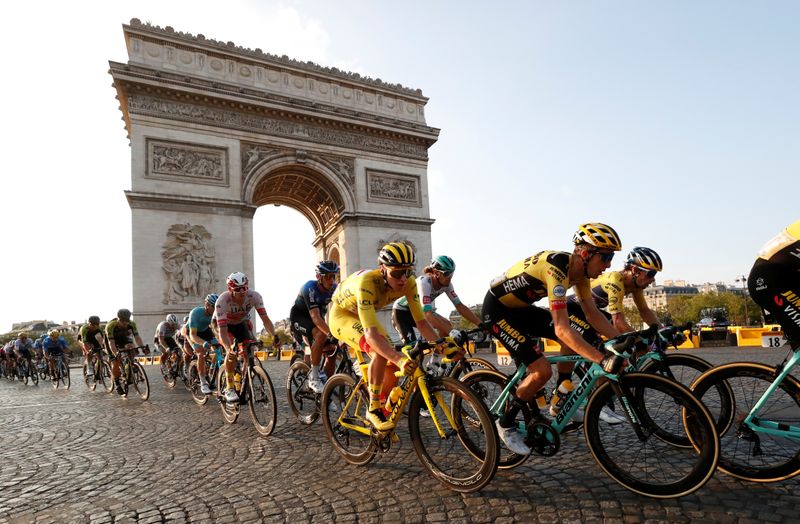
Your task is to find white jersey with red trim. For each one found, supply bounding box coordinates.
[214,290,266,328]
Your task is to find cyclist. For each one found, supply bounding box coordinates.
[562,246,665,424]
[2,340,14,378]
[154,313,182,375]
[187,293,220,395]
[106,308,147,396]
[79,316,105,377]
[392,255,482,345]
[481,223,626,455]
[748,219,800,346]
[14,332,34,377]
[290,260,339,393]
[42,329,69,379]
[329,242,446,431]
[215,272,277,403]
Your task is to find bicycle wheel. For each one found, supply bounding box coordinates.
[29,363,38,386]
[83,362,97,391]
[160,355,177,388]
[132,362,150,400]
[248,365,277,436]
[450,357,499,380]
[287,361,319,425]
[60,360,70,390]
[633,354,714,448]
[320,373,376,465]
[459,369,530,469]
[99,361,113,393]
[584,372,718,498]
[217,369,240,424]
[19,362,29,385]
[639,353,712,390]
[189,361,209,406]
[409,376,499,493]
[691,362,800,482]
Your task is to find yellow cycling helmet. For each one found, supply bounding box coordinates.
[378,242,415,267]
[626,247,663,272]
[573,223,622,251]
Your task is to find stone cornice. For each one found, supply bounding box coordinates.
[125,191,257,218]
[125,18,425,99]
[119,91,432,161]
[109,61,439,140]
[338,212,435,231]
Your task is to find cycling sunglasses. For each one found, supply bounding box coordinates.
[593,251,615,263]
[639,268,657,278]
[388,267,414,279]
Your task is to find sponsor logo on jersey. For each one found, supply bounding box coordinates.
[553,285,566,298]
[781,290,800,307]
[502,275,529,294]
[756,277,766,291]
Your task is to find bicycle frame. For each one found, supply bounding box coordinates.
[337,346,459,439]
[741,349,800,441]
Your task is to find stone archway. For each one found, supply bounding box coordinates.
[109,19,439,337]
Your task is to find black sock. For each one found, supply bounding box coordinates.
[499,394,527,428]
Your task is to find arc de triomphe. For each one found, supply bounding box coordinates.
[109,19,439,338]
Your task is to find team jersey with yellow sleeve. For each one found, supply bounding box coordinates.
[332,269,426,329]
[758,220,800,266]
[489,251,588,310]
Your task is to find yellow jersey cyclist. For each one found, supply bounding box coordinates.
[481,223,626,455]
[329,242,449,431]
[215,272,278,404]
[391,255,482,345]
[563,246,665,424]
[749,219,800,346]
[187,293,220,395]
[106,308,148,396]
[290,260,340,393]
[80,316,105,377]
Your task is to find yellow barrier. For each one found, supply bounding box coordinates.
[280,349,295,361]
[136,356,160,365]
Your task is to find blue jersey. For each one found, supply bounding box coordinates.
[42,336,68,352]
[15,339,34,353]
[293,280,336,315]
[34,338,44,350]
[188,306,214,332]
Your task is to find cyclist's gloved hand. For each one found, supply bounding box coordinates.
[448,329,465,346]
[600,353,626,375]
[436,338,462,359]
[398,356,417,376]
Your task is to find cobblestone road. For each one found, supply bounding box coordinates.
[1,347,799,523]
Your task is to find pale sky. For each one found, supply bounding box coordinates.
[1,1,797,333]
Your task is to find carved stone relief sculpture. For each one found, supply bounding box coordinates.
[147,139,229,186]
[366,170,421,206]
[162,223,217,304]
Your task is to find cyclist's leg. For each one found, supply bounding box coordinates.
[749,259,800,345]
[330,304,392,430]
[391,307,417,346]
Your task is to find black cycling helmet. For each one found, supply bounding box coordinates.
[378,242,415,267]
[117,308,132,321]
[316,260,340,275]
[88,315,100,325]
[626,246,663,272]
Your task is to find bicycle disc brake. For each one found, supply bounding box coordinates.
[526,421,560,456]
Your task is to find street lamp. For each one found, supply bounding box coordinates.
[736,275,749,326]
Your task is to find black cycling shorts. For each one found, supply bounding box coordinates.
[565,301,610,347]
[226,323,255,348]
[481,290,554,366]
[290,308,315,346]
[749,258,800,344]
